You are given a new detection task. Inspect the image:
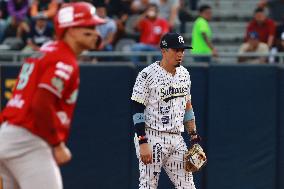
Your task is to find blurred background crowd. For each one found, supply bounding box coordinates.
[0,0,283,64]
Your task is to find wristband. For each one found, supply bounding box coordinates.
[190,134,201,144]
[52,141,62,147]
[138,135,148,145]
[132,100,147,138]
[189,130,197,136]
[184,108,195,122]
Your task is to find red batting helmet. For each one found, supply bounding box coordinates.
[54,2,105,39]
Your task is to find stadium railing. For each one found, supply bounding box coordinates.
[0,51,283,65]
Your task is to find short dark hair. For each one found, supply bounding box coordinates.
[199,4,211,13]
[254,7,264,14]
[93,0,106,8]
[147,3,159,12]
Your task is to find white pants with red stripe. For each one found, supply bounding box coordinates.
[134,128,196,189]
[0,122,62,189]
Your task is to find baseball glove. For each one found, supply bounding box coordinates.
[185,143,207,172]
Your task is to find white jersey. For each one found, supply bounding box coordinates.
[131,62,191,133]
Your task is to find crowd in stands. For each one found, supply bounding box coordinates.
[130,3,169,63]
[191,0,284,64]
[238,1,284,64]
[0,0,283,64]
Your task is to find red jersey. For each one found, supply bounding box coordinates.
[138,17,169,46]
[246,18,276,43]
[2,40,79,145]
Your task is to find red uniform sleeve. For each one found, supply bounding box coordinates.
[162,19,170,33]
[268,19,276,36]
[31,88,63,146]
[38,61,74,98]
[35,61,76,145]
[0,113,3,125]
[138,19,146,32]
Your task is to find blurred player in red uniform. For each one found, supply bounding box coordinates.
[0,2,105,189]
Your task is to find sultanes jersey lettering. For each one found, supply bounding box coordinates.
[131,62,191,133]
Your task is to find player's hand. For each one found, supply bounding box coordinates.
[53,142,72,166]
[212,48,218,57]
[139,143,152,165]
[257,0,267,7]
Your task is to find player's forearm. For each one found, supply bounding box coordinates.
[259,57,267,64]
[238,56,249,63]
[184,105,196,133]
[202,32,214,50]
[132,100,148,144]
[184,105,200,142]
[105,32,115,45]
[267,35,274,48]
[184,119,197,135]
[185,118,201,143]
[169,6,178,27]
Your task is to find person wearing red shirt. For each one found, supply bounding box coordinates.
[0,2,105,189]
[131,3,170,64]
[245,7,276,48]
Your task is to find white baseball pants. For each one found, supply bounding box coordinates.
[0,122,62,189]
[134,128,196,189]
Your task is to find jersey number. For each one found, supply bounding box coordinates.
[16,63,34,90]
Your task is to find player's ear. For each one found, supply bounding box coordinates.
[94,33,102,50]
[66,28,75,38]
[161,48,167,54]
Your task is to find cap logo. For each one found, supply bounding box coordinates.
[90,6,96,15]
[162,40,167,47]
[178,36,184,44]
[58,6,74,24]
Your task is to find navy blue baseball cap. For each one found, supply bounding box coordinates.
[160,32,192,49]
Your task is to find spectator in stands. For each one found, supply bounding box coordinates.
[7,0,30,38]
[93,1,132,47]
[151,0,180,29]
[0,0,8,19]
[0,0,8,43]
[238,31,269,64]
[179,0,193,33]
[7,0,29,22]
[112,12,129,46]
[276,32,284,54]
[107,0,132,18]
[95,3,117,51]
[275,19,284,42]
[270,18,284,54]
[22,16,53,52]
[2,17,26,50]
[30,0,59,19]
[131,0,151,14]
[189,0,198,10]
[191,4,217,63]
[258,0,284,25]
[2,0,31,50]
[131,3,170,64]
[245,7,276,49]
[269,31,284,63]
[3,17,19,40]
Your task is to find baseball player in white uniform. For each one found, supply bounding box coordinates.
[131,32,203,189]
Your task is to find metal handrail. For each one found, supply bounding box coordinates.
[0,51,283,64]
